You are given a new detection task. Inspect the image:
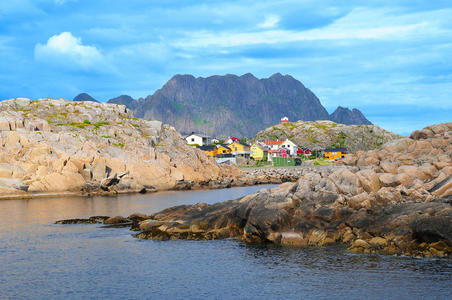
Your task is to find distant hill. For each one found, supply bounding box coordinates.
[329,106,372,125]
[254,120,400,152]
[97,73,372,137]
[73,93,98,102]
[107,95,138,110]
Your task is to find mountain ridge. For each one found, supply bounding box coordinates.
[81,73,372,136]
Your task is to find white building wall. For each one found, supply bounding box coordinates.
[281,139,298,155]
[186,135,204,146]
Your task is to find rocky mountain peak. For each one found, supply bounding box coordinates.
[108,95,138,110]
[329,106,372,125]
[105,73,374,136]
[73,93,98,102]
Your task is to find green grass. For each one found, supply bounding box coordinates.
[101,135,111,138]
[313,158,333,166]
[93,121,109,129]
[112,142,124,147]
[83,119,91,124]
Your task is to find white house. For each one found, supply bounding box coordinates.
[185,133,211,146]
[262,140,284,151]
[281,116,289,123]
[280,139,298,156]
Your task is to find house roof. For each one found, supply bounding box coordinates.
[324,148,347,152]
[199,145,216,151]
[217,144,231,149]
[231,141,250,147]
[263,141,284,145]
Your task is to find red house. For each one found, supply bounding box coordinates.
[297,148,312,156]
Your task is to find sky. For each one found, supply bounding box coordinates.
[0,0,451,135]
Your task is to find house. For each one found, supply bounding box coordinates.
[250,142,269,161]
[185,132,211,146]
[281,117,289,123]
[227,141,251,157]
[199,145,217,157]
[216,144,232,155]
[267,148,288,162]
[225,137,240,145]
[297,148,312,156]
[262,140,284,151]
[324,148,347,161]
[280,139,298,156]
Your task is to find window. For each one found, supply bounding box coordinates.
[191,138,195,142]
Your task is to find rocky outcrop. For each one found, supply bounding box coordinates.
[0,98,243,196]
[254,120,400,152]
[82,123,451,257]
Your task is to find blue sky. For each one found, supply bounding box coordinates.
[1,0,451,135]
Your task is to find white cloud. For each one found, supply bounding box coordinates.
[258,15,280,28]
[173,7,443,49]
[34,32,104,69]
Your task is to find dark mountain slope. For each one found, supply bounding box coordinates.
[134,73,330,136]
[103,73,372,136]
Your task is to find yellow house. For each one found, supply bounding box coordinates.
[216,144,232,155]
[324,148,347,160]
[199,145,218,157]
[250,143,268,161]
[228,141,250,152]
[227,141,251,157]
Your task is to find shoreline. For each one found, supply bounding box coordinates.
[0,165,317,200]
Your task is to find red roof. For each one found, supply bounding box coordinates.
[263,141,283,145]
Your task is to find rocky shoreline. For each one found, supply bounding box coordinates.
[56,123,452,258]
[0,98,317,199]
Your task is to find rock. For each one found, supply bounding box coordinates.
[0,98,244,195]
[100,174,120,190]
[104,216,130,224]
[369,237,388,247]
[350,239,371,249]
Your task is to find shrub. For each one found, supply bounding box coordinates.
[199,221,208,229]
[83,119,91,124]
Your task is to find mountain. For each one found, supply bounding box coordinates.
[106,73,372,137]
[107,95,138,110]
[254,120,400,152]
[73,93,98,102]
[329,106,372,125]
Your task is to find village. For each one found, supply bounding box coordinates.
[184,117,347,166]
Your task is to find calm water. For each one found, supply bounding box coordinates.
[0,185,451,300]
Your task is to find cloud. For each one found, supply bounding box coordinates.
[34,32,104,69]
[258,15,280,28]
